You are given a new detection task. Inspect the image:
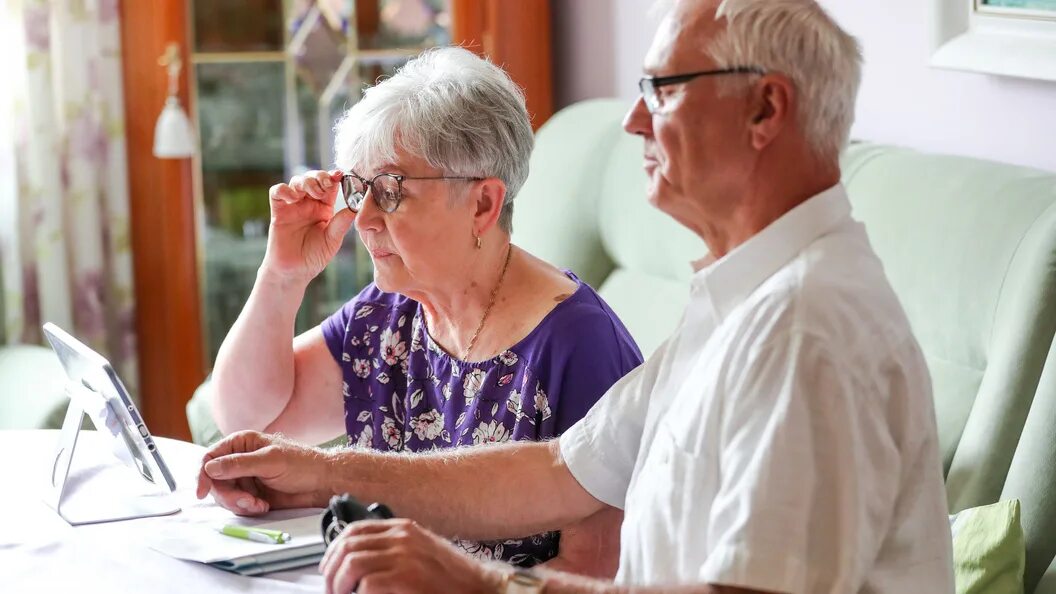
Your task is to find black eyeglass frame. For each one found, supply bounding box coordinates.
[340,171,485,214]
[638,66,766,113]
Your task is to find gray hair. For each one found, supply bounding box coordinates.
[333,47,534,233]
[709,0,862,162]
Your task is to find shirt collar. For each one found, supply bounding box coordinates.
[690,183,853,320]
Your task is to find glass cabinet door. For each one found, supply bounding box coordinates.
[190,0,452,366]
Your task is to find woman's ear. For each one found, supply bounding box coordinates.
[471,178,507,235]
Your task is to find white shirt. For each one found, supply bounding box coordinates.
[560,185,954,593]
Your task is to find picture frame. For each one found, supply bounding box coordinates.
[931,0,1056,81]
[977,0,1056,20]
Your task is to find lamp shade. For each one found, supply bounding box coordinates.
[152,96,196,159]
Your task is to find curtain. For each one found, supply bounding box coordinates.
[0,0,137,392]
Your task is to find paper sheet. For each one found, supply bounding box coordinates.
[145,510,324,565]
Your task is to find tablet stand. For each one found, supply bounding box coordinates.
[45,381,180,525]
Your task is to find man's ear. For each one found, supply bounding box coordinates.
[471,178,507,236]
[747,73,795,151]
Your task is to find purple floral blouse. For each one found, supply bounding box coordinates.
[321,272,643,567]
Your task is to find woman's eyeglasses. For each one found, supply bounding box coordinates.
[340,171,484,214]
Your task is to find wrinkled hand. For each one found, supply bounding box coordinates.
[319,519,503,594]
[196,430,334,515]
[263,169,357,285]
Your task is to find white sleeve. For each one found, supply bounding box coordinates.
[699,331,901,594]
[558,339,671,509]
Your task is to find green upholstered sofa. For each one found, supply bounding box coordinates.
[0,344,69,430]
[0,253,70,429]
[187,98,1056,592]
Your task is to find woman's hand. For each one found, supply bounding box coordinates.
[196,430,336,515]
[262,169,357,286]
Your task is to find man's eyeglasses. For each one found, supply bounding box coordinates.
[638,66,765,114]
[340,171,485,214]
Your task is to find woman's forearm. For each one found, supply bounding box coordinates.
[211,267,309,433]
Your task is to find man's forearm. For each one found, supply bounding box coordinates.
[500,569,753,594]
[541,508,622,578]
[483,565,745,594]
[326,439,605,540]
[212,268,307,433]
[543,579,737,594]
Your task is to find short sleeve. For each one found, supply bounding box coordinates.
[320,301,353,362]
[559,338,671,509]
[548,306,644,434]
[699,331,901,593]
[319,283,388,363]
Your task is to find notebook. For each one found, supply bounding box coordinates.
[145,511,326,576]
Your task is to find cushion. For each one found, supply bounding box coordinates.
[950,499,1025,594]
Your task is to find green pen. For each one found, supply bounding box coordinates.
[218,524,291,544]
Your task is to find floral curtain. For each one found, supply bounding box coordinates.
[0,0,137,391]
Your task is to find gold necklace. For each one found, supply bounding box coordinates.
[463,244,513,361]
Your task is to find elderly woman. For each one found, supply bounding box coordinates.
[209,47,642,572]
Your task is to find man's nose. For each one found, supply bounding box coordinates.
[623,96,652,137]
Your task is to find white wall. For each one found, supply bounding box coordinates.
[551,0,1056,172]
[551,0,617,108]
[551,0,658,106]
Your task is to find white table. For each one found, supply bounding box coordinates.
[0,430,325,593]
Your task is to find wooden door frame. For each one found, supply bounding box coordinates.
[119,0,203,440]
[452,0,554,130]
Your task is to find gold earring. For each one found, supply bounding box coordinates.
[475,235,482,249]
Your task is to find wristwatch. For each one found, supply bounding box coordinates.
[502,569,545,594]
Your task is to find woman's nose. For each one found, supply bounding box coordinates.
[353,187,383,233]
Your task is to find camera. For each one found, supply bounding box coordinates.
[321,494,395,545]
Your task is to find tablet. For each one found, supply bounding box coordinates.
[42,322,176,492]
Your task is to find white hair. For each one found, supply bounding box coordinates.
[332,47,533,233]
[709,0,862,162]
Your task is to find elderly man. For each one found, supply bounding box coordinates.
[197,0,955,592]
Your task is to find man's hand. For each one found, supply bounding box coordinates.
[196,430,335,515]
[319,519,502,594]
